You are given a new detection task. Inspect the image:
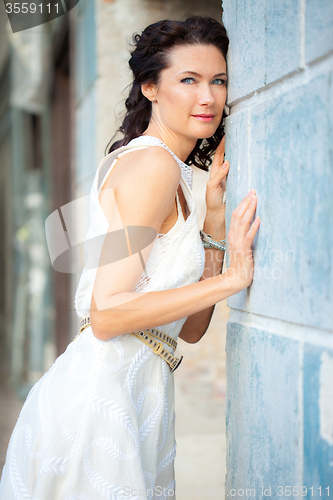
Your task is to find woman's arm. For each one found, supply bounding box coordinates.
[90,146,234,341]
[90,146,258,341]
[91,270,237,340]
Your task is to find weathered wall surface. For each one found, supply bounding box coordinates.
[223,0,333,498]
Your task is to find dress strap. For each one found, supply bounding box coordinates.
[96,138,194,221]
[98,136,194,192]
[97,145,151,193]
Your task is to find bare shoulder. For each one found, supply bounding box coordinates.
[117,145,181,187]
[100,144,180,199]
[112,145,181,204]
[101,145,181,229]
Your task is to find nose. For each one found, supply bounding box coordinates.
[198,83,215,106]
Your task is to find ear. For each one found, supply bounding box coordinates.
[141,82,158,102]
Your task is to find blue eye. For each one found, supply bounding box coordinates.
[212,78,227,85]
[180,77,227,85]
[181,77,195,84]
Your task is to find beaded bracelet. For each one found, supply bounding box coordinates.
[199,229,226,251]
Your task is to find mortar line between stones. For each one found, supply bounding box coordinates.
[227,51,333,113]
[228,309,333,348]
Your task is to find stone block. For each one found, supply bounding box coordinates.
[303,344,333,497]
[305,0,333,64]
[223,0,301,104]
[227,71,333,330]
[225,321,300,496]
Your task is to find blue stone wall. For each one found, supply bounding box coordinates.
[223,1,333,498]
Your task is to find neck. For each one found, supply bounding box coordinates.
[142,122,197,163]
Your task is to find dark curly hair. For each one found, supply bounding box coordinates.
[106,16,229,171]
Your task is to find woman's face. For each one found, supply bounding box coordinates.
[143,44,227,142]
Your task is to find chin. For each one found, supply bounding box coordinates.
[195,130,217,140]
[181,124,219,142]
[193,124,220,140]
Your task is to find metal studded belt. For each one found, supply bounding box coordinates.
[76,316,183,372]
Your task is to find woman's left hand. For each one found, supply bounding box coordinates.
[205,135,229,215]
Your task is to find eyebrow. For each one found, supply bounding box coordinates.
[177,71,228,78]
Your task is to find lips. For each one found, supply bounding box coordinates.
[192,114,215,122]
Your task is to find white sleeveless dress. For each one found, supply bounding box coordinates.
[0,135,206,500]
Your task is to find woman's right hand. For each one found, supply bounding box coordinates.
[226,189,260,292]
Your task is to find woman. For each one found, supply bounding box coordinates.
[0,16,260,500]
